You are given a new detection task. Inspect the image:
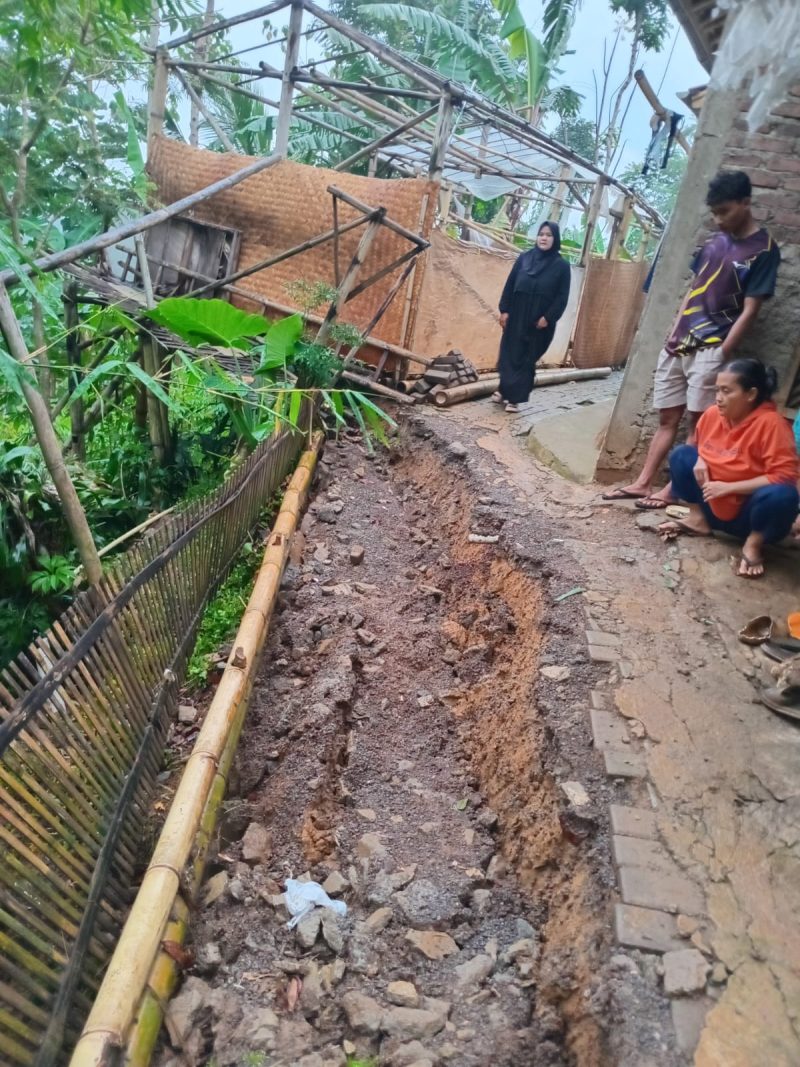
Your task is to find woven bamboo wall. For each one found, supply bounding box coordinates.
[570,257,649,369]
[148,137,436,348]
[412,231,582,368]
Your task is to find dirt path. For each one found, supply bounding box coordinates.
[158,428,676,1067]
[427,396,800,1067]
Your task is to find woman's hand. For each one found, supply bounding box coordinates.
[693,458,709,487]
[536,316,548,329]
[499,312,509,330]
[702,480,734,501]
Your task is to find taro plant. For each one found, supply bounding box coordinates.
[143,296,395,452]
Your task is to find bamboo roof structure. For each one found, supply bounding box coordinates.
[151,0,665,242]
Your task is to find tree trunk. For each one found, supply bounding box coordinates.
[0,282,102,585]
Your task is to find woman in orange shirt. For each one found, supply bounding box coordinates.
[659,358,800,578]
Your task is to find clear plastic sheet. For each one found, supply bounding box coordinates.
[712,0,800,132]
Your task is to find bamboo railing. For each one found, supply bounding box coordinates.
[0,414,308,1066]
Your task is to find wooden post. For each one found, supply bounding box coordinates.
[148,49,169,145]
[428,91,455,182]
[636,222,652,261]
[0,283,102,585]
[63,282,85,460]
[316,213,385,345]
[580,177,607,267]
[275,1,303,157]
[608,193,634,260]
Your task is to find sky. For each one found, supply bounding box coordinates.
[162,0,708,174]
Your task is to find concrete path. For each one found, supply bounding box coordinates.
[424,389,800,1066]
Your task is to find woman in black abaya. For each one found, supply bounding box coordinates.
[495,221,571,412]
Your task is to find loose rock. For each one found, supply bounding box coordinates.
[295,911,322,950]
[387,980,420,1008]
[341,991,383,1035]
[455,953,494,990]
[394,879,460,930]
[241,822,272,865]
[663,948,711,995]
[350,544,365,565]
[178,703,197,724]
[322,870,349,896]
[405,929,459,960]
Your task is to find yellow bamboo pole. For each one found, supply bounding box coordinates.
[70,434,323,1067]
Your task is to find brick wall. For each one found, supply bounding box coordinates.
[712,86,800,408]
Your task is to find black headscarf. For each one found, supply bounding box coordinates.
[523,220,562,277]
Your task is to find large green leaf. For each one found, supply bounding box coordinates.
[264,313,304,365]
[144,297,271,349]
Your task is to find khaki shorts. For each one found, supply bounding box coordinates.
[653,345,724,413]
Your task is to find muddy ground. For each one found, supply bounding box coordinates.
[157,422,679,1067]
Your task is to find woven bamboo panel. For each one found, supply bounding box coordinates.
[148,138,436,347]
[0,414,307,1064]
[570,257,649,369]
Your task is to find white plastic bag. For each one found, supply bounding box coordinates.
[284,878,348,928]
[712,0,800,132]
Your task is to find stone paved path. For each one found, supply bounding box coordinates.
[424,390,800,1066]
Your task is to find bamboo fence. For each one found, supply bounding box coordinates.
[0,413,308,1066]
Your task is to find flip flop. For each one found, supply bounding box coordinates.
[759,686,800,723]
[634,496,671,510]
[762,637,800,662]
[738,615,774,646]
[733,552,764,579]
[505,403,519,413]
[490,392,503,404]
[601,488,647,501]
[657,519,709,541]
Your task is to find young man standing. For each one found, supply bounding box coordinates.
[604,170,781,509]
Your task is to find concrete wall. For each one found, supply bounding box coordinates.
[596,83,800,480]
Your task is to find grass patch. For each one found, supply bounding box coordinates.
[186,541,261,689]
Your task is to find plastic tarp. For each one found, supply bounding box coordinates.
[712,0,800,132]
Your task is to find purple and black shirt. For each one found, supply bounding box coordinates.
[665,228,780,356]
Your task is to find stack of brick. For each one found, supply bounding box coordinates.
[409,350,480,400]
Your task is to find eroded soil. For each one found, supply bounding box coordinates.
[157,428,675,1067]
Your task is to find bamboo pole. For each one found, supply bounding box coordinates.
[69,436,323,1067]
[432,367,612,406]
[333,103,439,172]
[275,0,303,157]
[147,50,169,144]
[0,153,284,287]
[181,212,371,300]
[400,191,430,349]
[316,214,384,345]
[63,283,85,460]
[164,0,291,49]
[342,255,418,372]
[0,283,103,585]
[580,177,608,268]
[340,369,413,403]
[175,68,235,152]
[429,92,455,182]
[608,194,635,260]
